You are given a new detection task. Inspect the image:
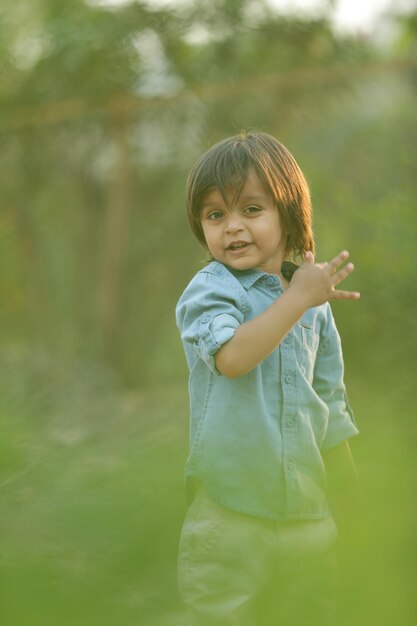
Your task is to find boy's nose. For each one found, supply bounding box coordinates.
[225,213,244,233]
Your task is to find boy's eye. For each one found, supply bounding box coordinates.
[245,205,261,214]
[207,210,224,220]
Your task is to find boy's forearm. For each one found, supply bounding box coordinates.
[215,286,308,378]
[215,251,359,378]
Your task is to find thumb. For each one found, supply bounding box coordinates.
[303,250,314,265]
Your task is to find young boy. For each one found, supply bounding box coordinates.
[176,131,360,626]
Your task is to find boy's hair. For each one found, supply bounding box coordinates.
[186,130,314,260]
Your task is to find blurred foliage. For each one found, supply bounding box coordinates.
[0,348,188,625]
[0,0,415,386]
[0,0,416,624]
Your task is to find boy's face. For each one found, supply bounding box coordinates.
[200,169,286,275]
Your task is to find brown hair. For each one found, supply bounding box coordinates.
[186,130,314,260]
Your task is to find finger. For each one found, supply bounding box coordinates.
[303,250,314,265]
[331,262,355,286]
[330,289,361,300]
[326,250,349,274]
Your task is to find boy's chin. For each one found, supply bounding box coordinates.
[225,259,258,271]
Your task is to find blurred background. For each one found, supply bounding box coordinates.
[0,0,416,624]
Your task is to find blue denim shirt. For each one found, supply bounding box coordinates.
[176,261,359,521]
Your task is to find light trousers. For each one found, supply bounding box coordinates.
[178,486,338,626]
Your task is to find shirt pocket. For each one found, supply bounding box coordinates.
[297,322,320,382]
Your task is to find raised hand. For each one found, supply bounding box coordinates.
[290,250,360,308]
[216,249,360,377]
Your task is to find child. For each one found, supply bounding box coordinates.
[175,131,360,626]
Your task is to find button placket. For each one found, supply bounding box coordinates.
[280,333,299,512]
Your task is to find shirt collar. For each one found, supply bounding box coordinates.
[204,261,279,290]
[227,266,269,289]
[204,260,299,290]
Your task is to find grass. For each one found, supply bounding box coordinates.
[0,346,415,625]
[0,347,189,625]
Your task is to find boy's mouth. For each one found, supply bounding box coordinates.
[226,241,252,251]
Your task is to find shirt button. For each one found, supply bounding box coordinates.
[267,276,275,286]
[285,374,293,384]
[285,335,292,344]
[287,418,294,427]
[288,462,295,471]
[201,314,210,323]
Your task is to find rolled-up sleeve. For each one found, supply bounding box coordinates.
[313,305,359,452]
[176,270,245,374]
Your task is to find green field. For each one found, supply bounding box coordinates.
[0,348,415,625]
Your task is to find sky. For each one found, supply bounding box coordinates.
[267,0,414,34]
[89,0,416,35]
